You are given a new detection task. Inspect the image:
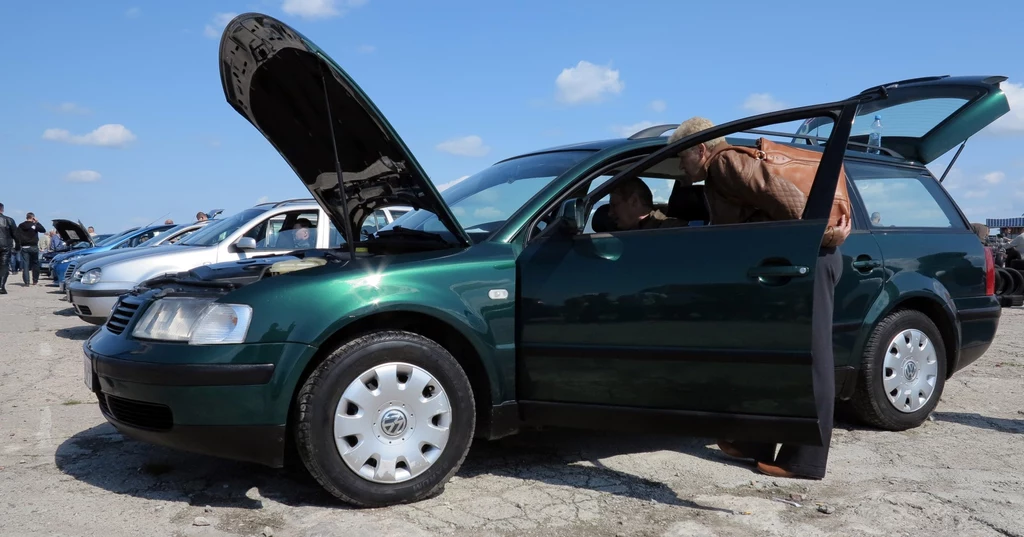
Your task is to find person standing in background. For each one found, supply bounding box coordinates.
[17,213,46,286]
[38,229,51,252]
[87,226,96,237]
[0,203,19,294]
[49,230,64,252]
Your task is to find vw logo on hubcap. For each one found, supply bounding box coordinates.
[380,409,408,437]
[903,361,918,381]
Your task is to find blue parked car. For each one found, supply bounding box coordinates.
[52,224,176,290]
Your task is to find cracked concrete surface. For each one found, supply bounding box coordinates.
[2,284,1023,536]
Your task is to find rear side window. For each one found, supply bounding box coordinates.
[847,162,966,230]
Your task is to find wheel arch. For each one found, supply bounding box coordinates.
[284,308,501,460]
[860,279,961,379]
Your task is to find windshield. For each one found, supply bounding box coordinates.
[178,208,266,247]
[94,229,136,247]
[382,150,596,242]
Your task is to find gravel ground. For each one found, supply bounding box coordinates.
[2,282,1023,537]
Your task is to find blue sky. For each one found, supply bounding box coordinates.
[1,0,1023,233]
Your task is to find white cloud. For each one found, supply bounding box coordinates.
[65,170,101,183]
[125,7,141,18]
[742,93,787,114]
[204,12,237,39]
[50,102,90,115]
[983,171,1005,185]
[612,120,657,138]
[435,175,469,192]
[555,61,624,105]
[650,99,667,113]
[964,189,989,199]
[42,124,136,147]
[436,135,490,157]
[256,196,270,204]
[473,207,503,219]
[986,81,1024,136]
[282,0,367,20]
[357,44,376,54]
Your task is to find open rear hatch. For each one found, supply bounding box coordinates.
[797,75,1011,164]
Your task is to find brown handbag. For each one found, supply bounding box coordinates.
[754,138,852,247]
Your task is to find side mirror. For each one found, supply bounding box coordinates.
[234,237,257,251]
[558,198,587,234]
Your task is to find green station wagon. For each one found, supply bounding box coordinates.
[83,13,1007,507]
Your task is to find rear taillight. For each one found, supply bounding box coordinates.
[985,246,995,296]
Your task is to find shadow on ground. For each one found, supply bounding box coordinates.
[56,424,754,512]
[933,412,1024,434]
[55,326,98,340]
[53,307,78,317]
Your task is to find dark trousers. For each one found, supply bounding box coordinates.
[729,246,843,478]
[0,247,11,290]
[21,247,40,285]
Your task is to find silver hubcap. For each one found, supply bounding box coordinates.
[333,362,452,484]
[882,329,939,413]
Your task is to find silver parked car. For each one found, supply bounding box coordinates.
[63,219,214,292]
[68,199,408,324]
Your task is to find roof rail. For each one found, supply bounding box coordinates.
[742,129,905,159]
[628,124,680,139]
[267,198,316,208]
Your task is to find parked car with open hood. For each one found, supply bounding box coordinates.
[40,219,95,276]
[82,13,1007,507]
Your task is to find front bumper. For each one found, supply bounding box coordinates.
[68,286,127,325]
[84,327,319,468]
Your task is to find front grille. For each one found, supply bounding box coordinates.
[105,297,141,335]
[76,305,92,316]
[64,263,77,281]
[98,393,173,431]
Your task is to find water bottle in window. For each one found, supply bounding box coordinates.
[867,115,883,154]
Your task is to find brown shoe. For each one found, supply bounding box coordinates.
[718,440,751,460]
[756,461,797,478]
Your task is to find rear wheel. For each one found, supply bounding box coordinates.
[295,331,476,507]
[850,310,946,431]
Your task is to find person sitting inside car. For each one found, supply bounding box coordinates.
[276,218,316,249]
[607,177,685,230]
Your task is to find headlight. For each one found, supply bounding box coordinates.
[131,298,252,345]
[80,268,101,285]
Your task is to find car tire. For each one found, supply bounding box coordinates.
[294,330,475,507]
[995,268,1011,296]
[850,309,946,431]
[1010,269,1024,296]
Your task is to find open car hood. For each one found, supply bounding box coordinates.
[52,219,92,246]
[218,13,469,246]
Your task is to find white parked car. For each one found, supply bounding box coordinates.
[67,199,408,324]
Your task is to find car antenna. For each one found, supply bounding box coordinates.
[141,212,170,228]
[319,61,357,258]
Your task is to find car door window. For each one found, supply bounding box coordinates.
[847,164,964,229]
[244,210,319,250]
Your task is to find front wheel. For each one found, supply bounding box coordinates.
[295,330,476,507]
[850,309,946,431]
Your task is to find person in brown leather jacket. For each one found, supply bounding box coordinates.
[668,116,851,481]
[607,178,686,231]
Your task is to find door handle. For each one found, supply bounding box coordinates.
[852,257,881,272]
[747,265,810,279]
